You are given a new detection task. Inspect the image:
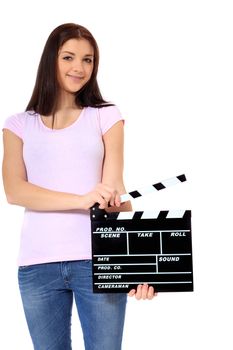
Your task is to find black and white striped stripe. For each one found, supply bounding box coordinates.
[91,207,191,222]
[115,209,189,220]
[91,207,191,220]
[120,174,186,203]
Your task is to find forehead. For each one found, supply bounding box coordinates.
[59,38,94,54]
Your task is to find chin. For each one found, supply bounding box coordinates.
[64,86,83,94]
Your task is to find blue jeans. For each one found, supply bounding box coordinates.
[18,260,127,350]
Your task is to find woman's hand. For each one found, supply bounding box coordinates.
[128,284,157,300]
[80,183,121,210]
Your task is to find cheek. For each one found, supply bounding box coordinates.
[57,64,66,76]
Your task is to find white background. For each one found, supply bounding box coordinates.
[0,0,232,349]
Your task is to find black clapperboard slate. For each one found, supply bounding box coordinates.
[91,175,193,293]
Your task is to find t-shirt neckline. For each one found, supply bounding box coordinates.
[37,107,86,131]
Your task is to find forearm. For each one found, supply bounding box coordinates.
[5,179,83,211]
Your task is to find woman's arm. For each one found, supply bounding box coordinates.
[2,129,116,211]
[101,120,156,300]
[102,120,132,212]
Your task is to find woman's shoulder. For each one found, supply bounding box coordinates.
[3,111,37,139]
[86,104,121,119]
[89,104,124,135]
[97,103,122,117]
[4,110,37,123]
[88,104,121,116]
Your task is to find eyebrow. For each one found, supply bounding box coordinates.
[59,50,94,57]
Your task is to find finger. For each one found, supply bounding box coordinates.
[141,284,149,300]
[98,184,118,207]
[135,284,143,300]
[94,189,111,208]
[95,193,108,209]
[105,188,118,207]
[98,201,107,209]
[115,192,121,207]
[128,289,136,297]
[109,190,117,207]
[147,286,156,300]
[99,189,112,204]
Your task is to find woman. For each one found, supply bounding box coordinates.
[2,23,156,350]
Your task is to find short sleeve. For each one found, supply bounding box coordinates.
[98,105,124,135]
[2,113,26,139]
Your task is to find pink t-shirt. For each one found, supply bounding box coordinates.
[3,106,124,266]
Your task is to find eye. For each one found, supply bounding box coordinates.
[62,56,73,61]
[84,58,93,64]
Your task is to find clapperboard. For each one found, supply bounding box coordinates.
[91,174,193,293]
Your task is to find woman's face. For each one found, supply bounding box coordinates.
[57,38,94,95]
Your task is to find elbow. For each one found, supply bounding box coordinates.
[5,194,16,205]
[3,179,25,206]
[5,192,19,205]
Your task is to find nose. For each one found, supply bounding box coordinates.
[72,59,84,73]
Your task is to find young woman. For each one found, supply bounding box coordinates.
[2,23,156,350]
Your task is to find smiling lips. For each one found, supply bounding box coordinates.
[67,74,84,82]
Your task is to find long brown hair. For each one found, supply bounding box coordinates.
[26,23,112,116]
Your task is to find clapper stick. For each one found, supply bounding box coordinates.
[120,174,186,203]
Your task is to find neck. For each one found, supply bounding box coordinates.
[56,90,79,111]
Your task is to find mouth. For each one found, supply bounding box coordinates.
[67,74,85,82]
